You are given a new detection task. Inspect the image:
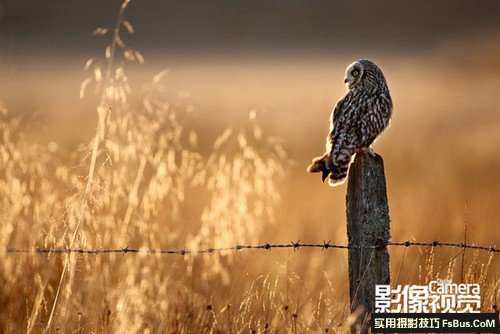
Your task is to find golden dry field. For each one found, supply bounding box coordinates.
[1,2,500,333]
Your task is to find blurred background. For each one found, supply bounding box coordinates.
[1,0,499,239]
[1,1,500,332]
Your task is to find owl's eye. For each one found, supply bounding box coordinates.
[352,70,359,77]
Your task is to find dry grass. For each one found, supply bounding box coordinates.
[1,1,500,333]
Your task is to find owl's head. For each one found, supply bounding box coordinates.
[343,59,388,90]
[344,61,364,88]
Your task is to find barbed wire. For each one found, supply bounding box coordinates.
[3,240,498,256]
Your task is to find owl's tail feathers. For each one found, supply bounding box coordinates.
[327,168,348,187]
[327,160,352,187]
[306,154,330,182]
[308,154,353,186]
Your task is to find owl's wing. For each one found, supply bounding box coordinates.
[356,93,393,148]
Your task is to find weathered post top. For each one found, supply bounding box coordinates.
[346,151,391,334]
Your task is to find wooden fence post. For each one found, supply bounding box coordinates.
[346,151,391,334]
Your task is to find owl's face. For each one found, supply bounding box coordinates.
[344,61,364,88]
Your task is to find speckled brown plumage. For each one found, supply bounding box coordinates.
[307,59,393,186]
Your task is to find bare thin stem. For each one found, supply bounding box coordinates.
[43,1,133,332]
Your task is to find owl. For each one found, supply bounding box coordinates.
[307,59,393,186]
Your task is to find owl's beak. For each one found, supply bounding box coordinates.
[344,77,349,83]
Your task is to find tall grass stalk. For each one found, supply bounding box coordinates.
[44,1,134,332]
